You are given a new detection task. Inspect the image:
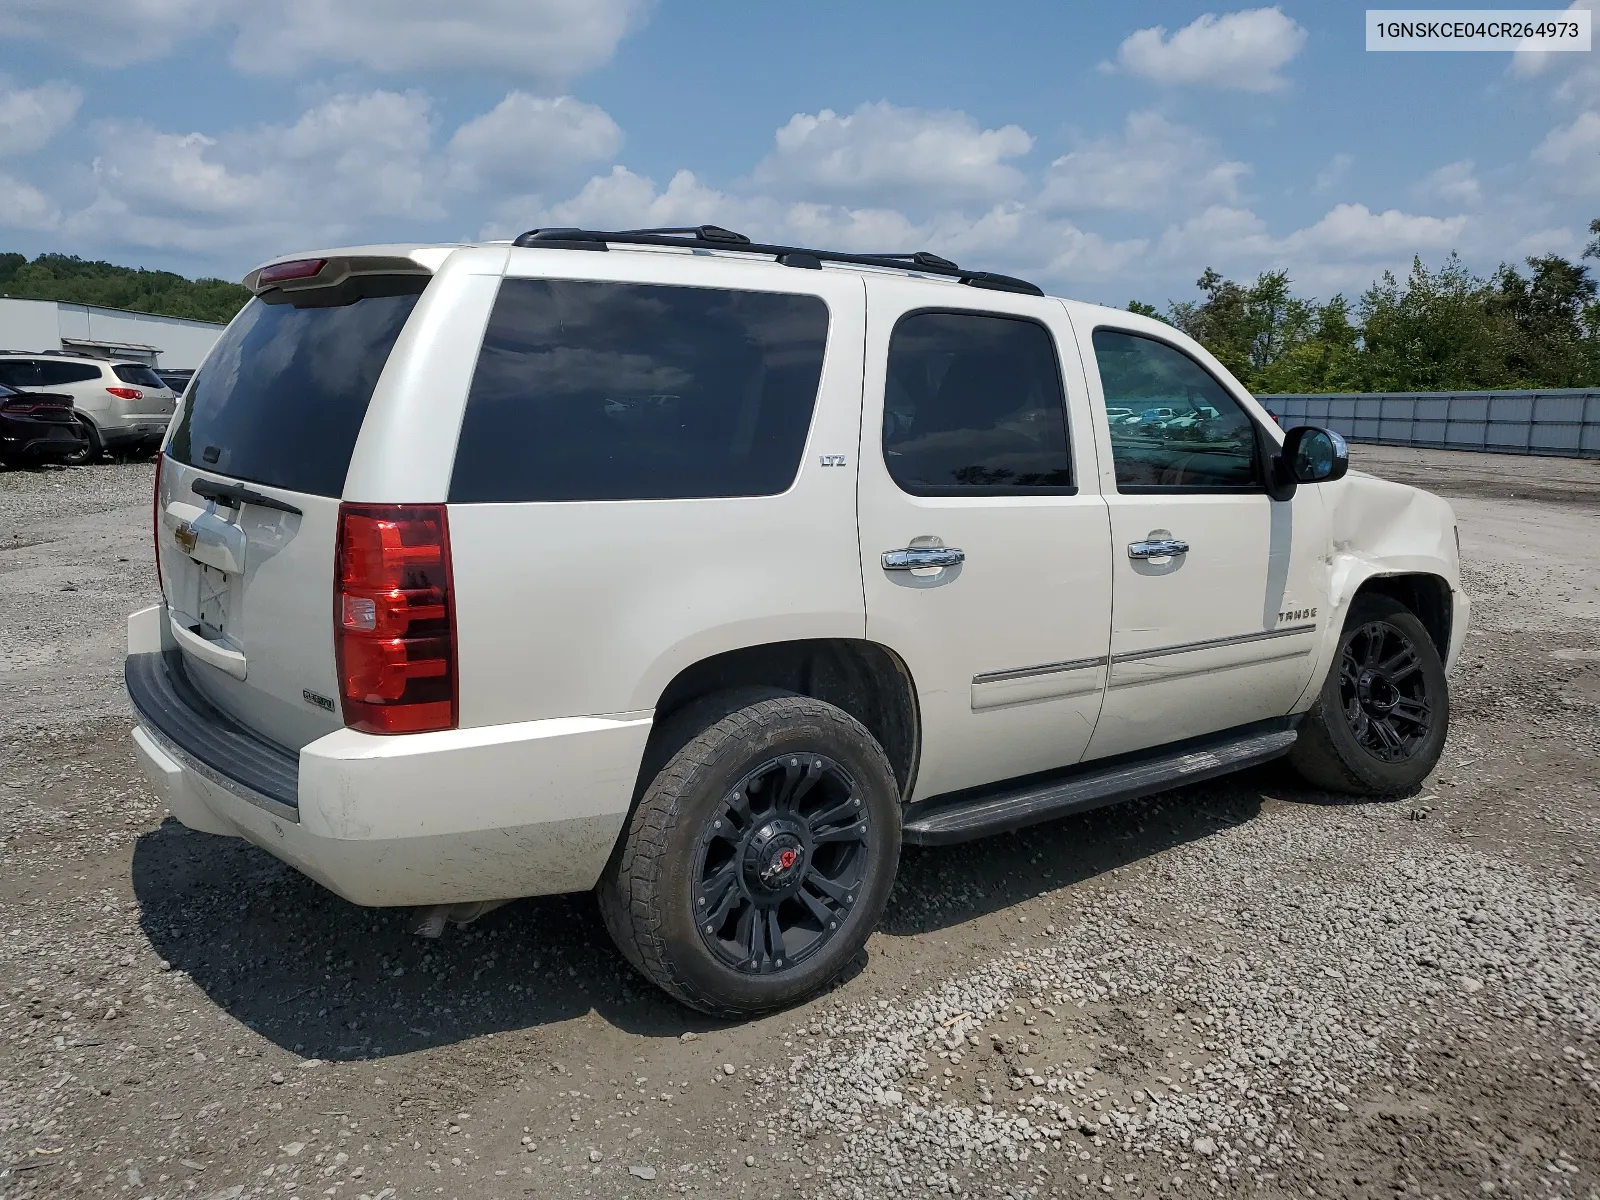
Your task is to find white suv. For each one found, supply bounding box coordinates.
[125,229,1468,1016]
[0,352,177,461]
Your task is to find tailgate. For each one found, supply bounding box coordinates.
[156,278,426,749]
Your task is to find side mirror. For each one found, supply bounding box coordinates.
[1280,425,1349,484]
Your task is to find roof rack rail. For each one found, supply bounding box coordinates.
[510,226,1044,297]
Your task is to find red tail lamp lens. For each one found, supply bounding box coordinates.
[334,503,457,734]
[107,386,143,400]
[259,258,327,285]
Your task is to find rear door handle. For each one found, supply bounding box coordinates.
[1128,538,1189,559]
[882,546,965,570]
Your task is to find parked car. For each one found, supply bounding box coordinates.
[156,368,195,395]
[0,383,89,465]
[0,353,177,463]
[125,229,1468,1017]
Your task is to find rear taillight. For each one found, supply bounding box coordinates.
[152,451,164,595]
[107,386,143,401]
[334,503,457,734]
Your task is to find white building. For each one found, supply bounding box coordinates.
[0,297,226,369]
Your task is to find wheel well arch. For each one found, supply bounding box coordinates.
[650,638,920,800]
[1351,573,1451,659]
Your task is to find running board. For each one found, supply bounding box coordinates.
[901,722,1299,846]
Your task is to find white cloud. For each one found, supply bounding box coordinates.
[68,91,445,256]
[1283,204,1468,259]
[0,172,60,230]
[1113,7,1308,92]
[0,80,83,156]
[0,0,644,79]
[0,0,229,67]
[752,102,1033,205]
[446,93,621,191]
[1312,153,1353,194]
[1412,160,1481,208]
[233,0,645,82]
[1531,110,1600,194]
[1039,111,1249,213]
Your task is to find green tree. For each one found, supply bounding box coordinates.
[0,252,250,324]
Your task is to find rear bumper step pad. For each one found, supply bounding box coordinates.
[902,720,1299,846]
[126,650,300,812]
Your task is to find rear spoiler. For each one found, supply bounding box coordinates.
[242,255,433,308]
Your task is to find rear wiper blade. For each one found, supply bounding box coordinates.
[191,477,302,516]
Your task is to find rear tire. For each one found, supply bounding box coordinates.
[60,421,100,466]
[598,692,901,1017]
[1289,593,1449,795]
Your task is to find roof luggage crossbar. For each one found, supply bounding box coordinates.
[510,225,1044,296]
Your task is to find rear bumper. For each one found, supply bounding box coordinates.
[124,605,652,906]
[0,418,88,460]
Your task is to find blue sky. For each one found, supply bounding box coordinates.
[0,2,1596,308]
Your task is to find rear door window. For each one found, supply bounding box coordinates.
[883,311,1073,494]
[449,279,830,503]
[0,361,42,388]
[111,364,165,388]
[167,289,422,496]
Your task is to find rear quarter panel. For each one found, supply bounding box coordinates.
[385,251,870,727]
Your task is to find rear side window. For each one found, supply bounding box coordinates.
[449,279,830,503]
[168,290,422,496]
[883,311,1073,494]
[112,364,164,388]
[37,362,104,385]
[0,361,41,388]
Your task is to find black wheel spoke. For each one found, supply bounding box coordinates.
[743,907,767,967]
[1390,697,1430,727]
[797,884,838,928]
[807,797,858,832]
[813,818,868,845]
[803,870,852,904]
[700,864,741,928]
[766,910,786,965]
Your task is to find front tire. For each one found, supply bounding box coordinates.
[599,692,901,1017]
[1289,593,1449,795]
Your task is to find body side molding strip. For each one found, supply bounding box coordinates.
[1112,623,1317,665]
[972,655,1107,686]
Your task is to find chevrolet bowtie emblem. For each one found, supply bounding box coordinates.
[174,521,197,554]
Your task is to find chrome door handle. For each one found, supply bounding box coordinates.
[1128,538,1189,559]
[882,546,965,570]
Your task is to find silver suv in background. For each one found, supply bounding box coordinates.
[0,352,177,462]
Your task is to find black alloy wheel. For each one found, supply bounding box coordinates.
[1288,592,1450,796]
[1338,619,1433,762]
[691,753,869,974]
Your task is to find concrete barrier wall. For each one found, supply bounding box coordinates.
[1258,390,1600,459]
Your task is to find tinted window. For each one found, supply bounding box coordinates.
[38,362,103,385]
[0,361,41,388]
[168,290,421,496]
[883,311,1072,494]
[1091,330,1259,491]
[112,364,165,388]
[450,279,829,503]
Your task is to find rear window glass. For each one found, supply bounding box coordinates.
[112,364,165,388]
[449,279,830,503]
[168,290,421,496]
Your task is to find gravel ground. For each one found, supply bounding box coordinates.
[0,450,1596,1200]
